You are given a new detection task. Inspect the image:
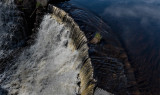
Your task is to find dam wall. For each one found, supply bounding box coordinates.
[48,5,95,95]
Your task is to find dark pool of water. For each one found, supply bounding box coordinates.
[69,0,160,94]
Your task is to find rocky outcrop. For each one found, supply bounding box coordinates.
[14,0,70,36]
[36,0,48,6]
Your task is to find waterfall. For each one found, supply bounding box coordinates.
[0,0,26,59]
[0,0,95,94]
[94,88,113,95]
[1,14,82,95]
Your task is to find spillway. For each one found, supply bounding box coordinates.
[1,14,79,95]
[0,1,94,95]
[0,0,139,95]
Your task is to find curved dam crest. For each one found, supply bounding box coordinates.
[4,14,81,95]
[0,1,95,95]
[0,0,140,95]
[54,3,140,95]
[49,5,95,95]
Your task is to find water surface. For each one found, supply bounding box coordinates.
[69,0,160,94]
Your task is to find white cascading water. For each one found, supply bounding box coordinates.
[0,0,26,59]
[94,88,113,95]
[0,14,81,95]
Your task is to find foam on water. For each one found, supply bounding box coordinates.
[0,14,80,95]
[0,0,26,58]
[94,88,113,95]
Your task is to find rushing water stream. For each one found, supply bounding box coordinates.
[0,14,81,95]
[0,0,26,59]
[0,1,82,94]
[0,0,159,95]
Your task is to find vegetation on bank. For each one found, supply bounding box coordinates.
[90,32,102,44]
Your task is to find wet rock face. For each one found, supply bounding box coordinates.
[15,0,35,14]
[14,0,45,45]
[21,0,36,15]
[14,0,70,36]
[36,0,47,6]
[14,0,36,36]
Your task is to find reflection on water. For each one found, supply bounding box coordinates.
[70,0,160,94]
